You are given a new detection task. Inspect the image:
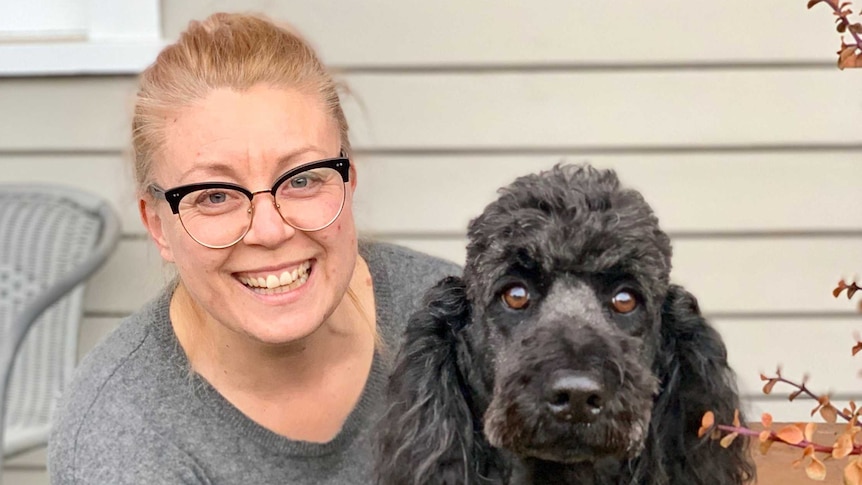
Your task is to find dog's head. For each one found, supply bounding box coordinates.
[377,163,752,485]
[463,164,672,464]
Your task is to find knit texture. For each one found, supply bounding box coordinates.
[48,241,460,484]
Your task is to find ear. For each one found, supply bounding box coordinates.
[375,276,498,484]
[139,196,175,263]
[643,284,755,484]
[348,162,358,191]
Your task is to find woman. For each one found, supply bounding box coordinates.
[48,12,458,484]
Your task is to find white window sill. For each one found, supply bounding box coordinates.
[0,40,165,76]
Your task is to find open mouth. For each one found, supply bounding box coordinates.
[237,261,312,295]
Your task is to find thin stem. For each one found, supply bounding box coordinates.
[765,374,854,422]
[824,0,862,48]
[716,424,862,455]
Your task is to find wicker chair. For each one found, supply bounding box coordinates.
[0,184,120,478]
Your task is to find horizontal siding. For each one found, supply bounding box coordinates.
[356,153,862,234]
[4,70,862,152]
[3,153,862,235]
[164,0,840,65]
[716,317,862,397]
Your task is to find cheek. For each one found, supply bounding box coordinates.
[167,229,230,276]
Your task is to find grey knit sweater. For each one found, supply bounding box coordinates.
[48,241,459,484]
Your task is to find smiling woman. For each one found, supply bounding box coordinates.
[45,12,459,485]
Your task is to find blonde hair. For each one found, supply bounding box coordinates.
[131,12,351,190]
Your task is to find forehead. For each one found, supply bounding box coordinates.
[466,196,671,300]
[156,85,339,183]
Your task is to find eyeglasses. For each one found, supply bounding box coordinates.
[149,155,350,249]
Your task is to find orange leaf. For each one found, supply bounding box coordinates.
[720,432,739,448]
[759,439,774,455]
[733,409,740,428]
[762,413,774,428]
[806,456,827,481]
[777,425,805,445]
[835,281,848,298]
[834,433,854,459]
[698,411,715,438]
[806,422,818,442]
[853,342,862,356]
[760,430,772,443]
[844,458,862,485]
[822,405,840,424]
[763,379,777,395]
[808,0,826,7]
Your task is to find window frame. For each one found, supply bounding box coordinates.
[0,0,163,76]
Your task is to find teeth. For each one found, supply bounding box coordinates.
[266,274,279,289]
[240,261,312,291]
[279,271,292,286]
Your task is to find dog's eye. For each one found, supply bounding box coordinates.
[610,290,638,314]
[501,284,530,310]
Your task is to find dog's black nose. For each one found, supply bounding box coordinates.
[544,373,605,423]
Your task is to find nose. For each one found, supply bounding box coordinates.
[543,372,606,423]
[242,193,296,246]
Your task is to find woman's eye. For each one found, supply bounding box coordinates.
[195,190,228,205]
[501,284,530,310]
[290,176,308,188]
[610,290,638,314]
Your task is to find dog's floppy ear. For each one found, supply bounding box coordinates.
[375,276,499,485]
[645,284,755,484]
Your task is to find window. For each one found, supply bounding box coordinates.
[0,0,163,76]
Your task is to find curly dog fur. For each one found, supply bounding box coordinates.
[375,164,755,484]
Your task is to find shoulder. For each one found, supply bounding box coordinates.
[361,240,461,290]
[360,241,461,344]
[49,286,204,483]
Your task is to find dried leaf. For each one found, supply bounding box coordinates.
[720,431,739,448]
[834,433,854,459]
[836,281,848,298]
[790,389,804,402]
[762,413,774,428]
[808,0,826,7]
[840,45,858,62]
[733,409,740,428]
[759,438,774,455]
[839,22,849,33]
[853,342,862,356]
[777,425,805,445]
[760,430,772,442]
[763,379,777,395]
[851,23,862,34]
[823,404,840,424]
[844,458,862,485]
[698,411,715,438]
[850,286,859,299]
[806,456,827,481]
[806,422,818,442]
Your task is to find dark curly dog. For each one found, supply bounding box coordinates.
[376,165,754,484]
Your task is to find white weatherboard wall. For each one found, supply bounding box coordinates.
[3,1,862,482]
